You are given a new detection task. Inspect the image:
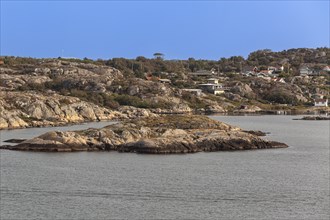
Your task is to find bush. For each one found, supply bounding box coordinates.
[264,91,296,104]
[181,92,207,109]
[113,94,173,109]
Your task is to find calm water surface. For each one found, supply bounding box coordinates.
[0,115,329,219]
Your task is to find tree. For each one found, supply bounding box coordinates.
[153,52,164,60]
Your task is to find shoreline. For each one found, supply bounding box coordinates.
[1,110,328,131]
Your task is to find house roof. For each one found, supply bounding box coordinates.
[323,66,330,71]
[199,83,216,86]
[182,89,202,92]
[199,83,222,86]
[159,78,171,82]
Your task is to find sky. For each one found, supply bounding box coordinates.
[0,0,329,60]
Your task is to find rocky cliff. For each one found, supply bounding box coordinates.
[1,115,288,153]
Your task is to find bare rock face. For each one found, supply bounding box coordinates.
[224,92,243,101]
[8,131,94,152]
[0,91,126,129]
[230,82,256,98]
[0,90,165,129]
[118,106,158,118]
[1,115,288,153]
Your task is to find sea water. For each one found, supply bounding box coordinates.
[0,115,329,219]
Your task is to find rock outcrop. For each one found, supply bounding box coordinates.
[1,115,288,153]
[0,91,157,129]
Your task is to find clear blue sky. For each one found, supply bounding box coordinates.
[1,1,329,60]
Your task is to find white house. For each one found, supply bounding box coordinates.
[214,88,225,95]
[199,83,223,94]
[300,66,313,75]
[158,78,171,84]
[314,99,328,107]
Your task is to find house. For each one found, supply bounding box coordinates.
[272,78,286,83]
[299,65,321,76]
[257,72,268,77]
[241,71,254,77]
[323,66,330,72]
[267,66,277,74]
[321,66,330,75]
[207,78,219,84]
[158,79,171,84]
[182,89,202,96]
[299,66,313,75]
[276,66,284,72]
[314,99,328,107]
[198,83,223,95]
[259,70,271,75]
[214,88,225,95]
[241,66,256,75]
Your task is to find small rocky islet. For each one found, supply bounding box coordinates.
[294,116,330,120]
[0,115,288,153]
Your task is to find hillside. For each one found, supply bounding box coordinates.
[0,48,329,129]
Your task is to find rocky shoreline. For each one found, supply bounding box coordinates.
[293,116,330,120]
[0,115,288,153]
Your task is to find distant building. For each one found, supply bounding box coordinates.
[271,78,286,83]
[299,66,313,75]
[206,78,219,84]
[214,88,225,95]
[299,65,321,76]
[158,79,171,84]
[323,66,330,71]
[314,99,328,107]
[198,83,223,95]
[267,66,276,74]
[242,66,258,74]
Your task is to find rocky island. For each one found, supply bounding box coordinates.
[0,115,288,153]
[294,116,330,120]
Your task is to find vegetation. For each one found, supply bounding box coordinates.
[2,47,329,79]
[1,47,329,112]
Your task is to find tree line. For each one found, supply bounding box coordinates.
[1,47,329,77]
